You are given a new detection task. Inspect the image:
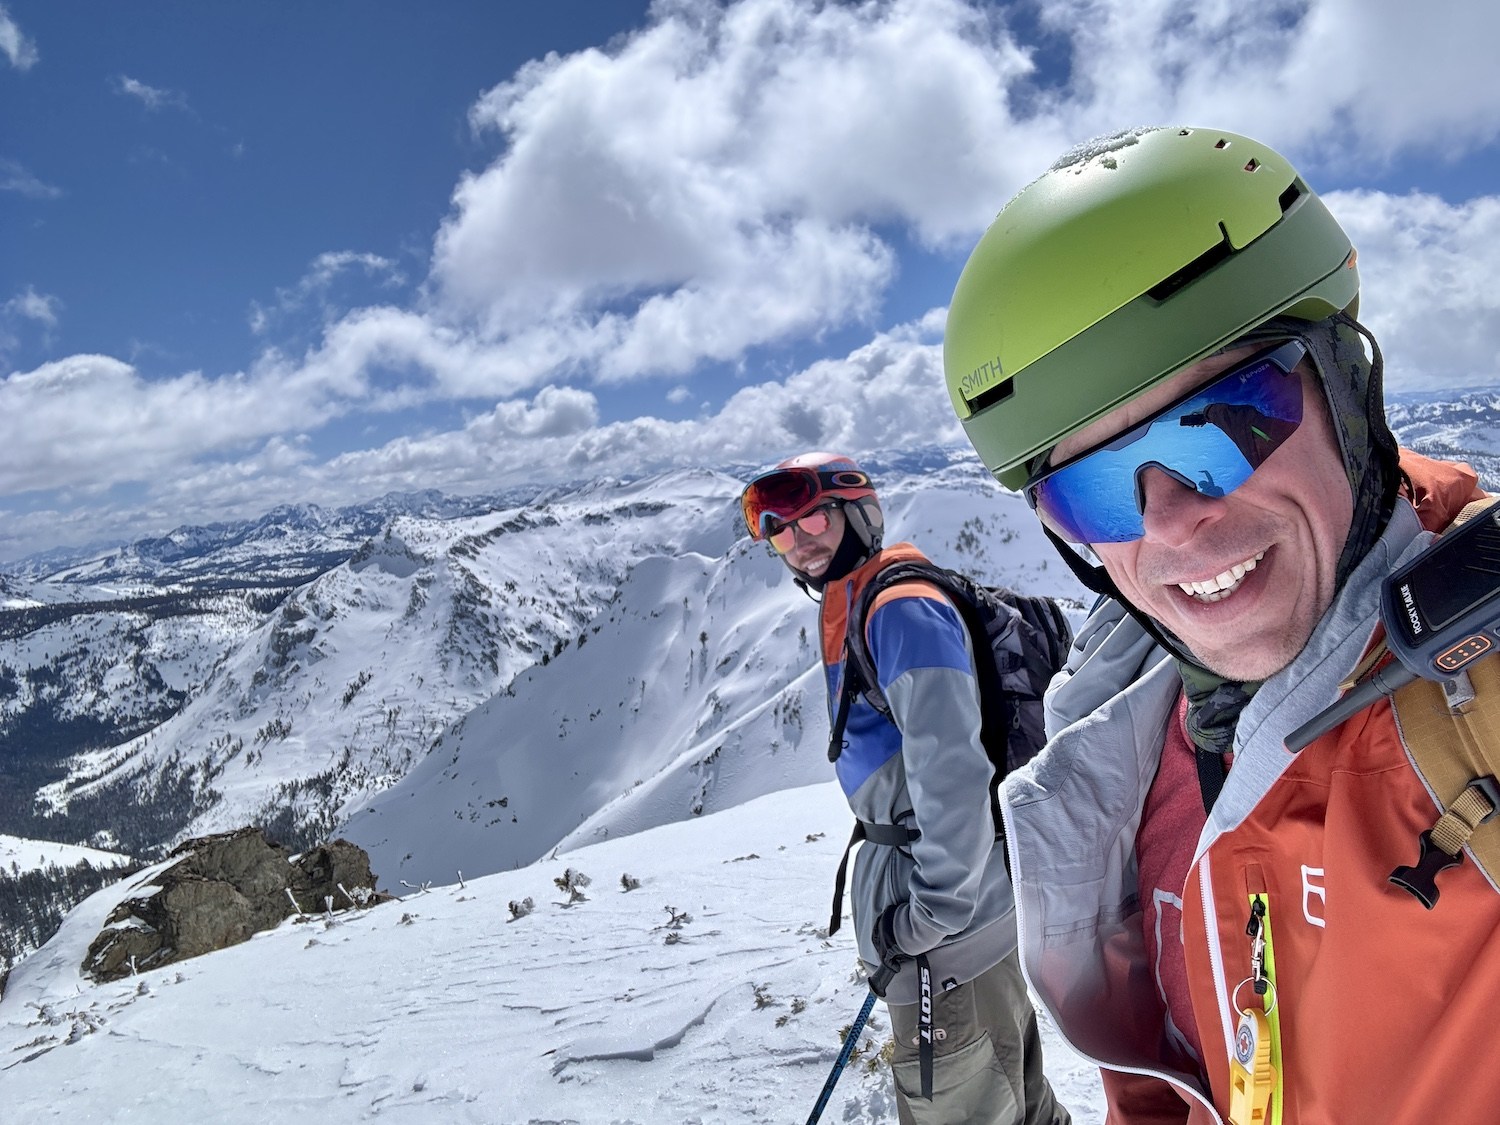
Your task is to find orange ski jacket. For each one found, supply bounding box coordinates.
[1007,453,1498,1124]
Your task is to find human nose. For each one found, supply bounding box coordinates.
[1136,465,1222,547]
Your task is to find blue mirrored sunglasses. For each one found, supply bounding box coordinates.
[1025,340,1307,544]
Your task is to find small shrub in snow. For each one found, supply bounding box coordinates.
[507,897,535,922]
[620,873,640,892]
[553,868,590,904]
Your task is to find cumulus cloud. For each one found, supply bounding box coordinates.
[250,251,406,335]
[423,0,1500,393]
[1329,189,1500,388]
[1032,0,1500,168]
[429,0,1045,377]
[0,3,37,70]
[5,0,1500,559]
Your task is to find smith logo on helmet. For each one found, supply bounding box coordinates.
[958,355,1007,406]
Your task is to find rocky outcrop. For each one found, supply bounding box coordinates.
[83,827,390,982]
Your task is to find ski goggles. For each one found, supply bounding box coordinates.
[740,467,868,541]
[1025,339,1308,544]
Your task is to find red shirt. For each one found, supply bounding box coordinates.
[1135,694,1211,1070]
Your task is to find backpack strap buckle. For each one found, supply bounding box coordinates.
[1389,776,1500,908]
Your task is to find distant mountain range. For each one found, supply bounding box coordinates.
[2,450,1085,869]
[1,392,1496,965]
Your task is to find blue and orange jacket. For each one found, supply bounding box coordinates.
[819,542,1019,1005]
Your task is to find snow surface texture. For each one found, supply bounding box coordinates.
[1,783,1106,1123]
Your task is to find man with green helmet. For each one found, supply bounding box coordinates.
[943,126,1499,1123]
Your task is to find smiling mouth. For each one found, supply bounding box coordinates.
[1177,551,1266,603]
[801,554,831,576]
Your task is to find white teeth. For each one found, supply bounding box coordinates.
[1178,552,1265,602]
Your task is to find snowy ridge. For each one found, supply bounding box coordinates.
[30,470,762,852]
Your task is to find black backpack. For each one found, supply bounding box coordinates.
[827,560,1074,827]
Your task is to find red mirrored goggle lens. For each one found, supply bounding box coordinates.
[767,507,833,554]
[741,469,819,539]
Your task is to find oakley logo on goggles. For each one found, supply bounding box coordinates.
[1025,340,1307,544]
[741,467,868,541]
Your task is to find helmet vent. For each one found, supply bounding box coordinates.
[1278,181,1302,213]
[968,375,1016,413]
[1146,224,1233,302]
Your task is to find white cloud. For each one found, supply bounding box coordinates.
[250,251,406,335]
[1032,0,1500,169]
[0,157,61,199]
[1329,189,1500,389]
[424,0,1500,394]
[4,286,60,328]
[429,0,1046,380]
[0,2,37,70]
[0,287,62,364]
[114,74,187,111]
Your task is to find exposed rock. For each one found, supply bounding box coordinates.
[82,827,391,982]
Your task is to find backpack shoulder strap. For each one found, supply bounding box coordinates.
[1389,495,1500,907]
[847,561,958,714]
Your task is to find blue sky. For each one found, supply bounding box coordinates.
[3,0,1499,562]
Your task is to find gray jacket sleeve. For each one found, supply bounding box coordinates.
[873,596,998,957]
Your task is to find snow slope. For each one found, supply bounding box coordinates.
[0,782,1106,1123]
[341,459,1087,886]
[0,835,132,876]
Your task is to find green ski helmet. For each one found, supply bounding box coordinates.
[944,126,1361,491]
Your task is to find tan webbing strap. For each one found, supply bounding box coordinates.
[1428,783,1498,858]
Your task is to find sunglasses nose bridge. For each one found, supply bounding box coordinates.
[1133,460,1209,519]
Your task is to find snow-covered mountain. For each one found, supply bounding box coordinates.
[21,470,758,852]
[5,391,1498,873]
[15,455,1088,882]
[0,781,1110,1124]
[343,456,1081,885]
[1385,386,1500,484]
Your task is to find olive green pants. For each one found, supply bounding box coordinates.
[887,951,1071,1125]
